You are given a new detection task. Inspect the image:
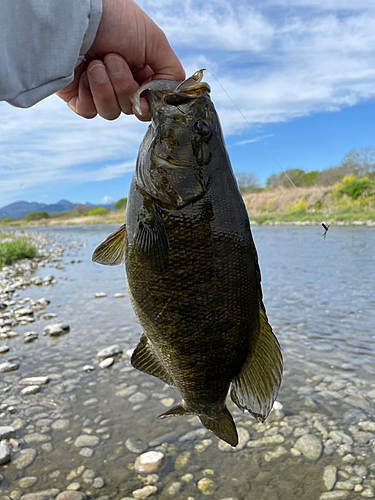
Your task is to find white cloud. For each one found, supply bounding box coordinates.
[100,196,116,205]
[235,134,275,146]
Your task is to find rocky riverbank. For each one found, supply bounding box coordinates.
[1,228,375,500]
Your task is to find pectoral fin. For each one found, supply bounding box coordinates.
[131,334,174,386]
[230,299,283,422]
[199,407,238,447]
[134,206,169,274]
[92,224,126,266]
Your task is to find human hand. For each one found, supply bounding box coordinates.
[56,0,185,121]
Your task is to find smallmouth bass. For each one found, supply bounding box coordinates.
[93,70,283,447]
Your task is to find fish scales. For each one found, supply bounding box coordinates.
[93,70,283,446]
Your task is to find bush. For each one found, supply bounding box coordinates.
[1,217,10,223]
[0,237,37,267]
[25,211,49,222]
[114,198,127,210]
[84,206,110,216]
[287,198,309,214]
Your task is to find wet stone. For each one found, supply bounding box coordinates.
[66,483,81,491]
[134,451,165,473]
[44,323,70,336]
[179,428,207,442]
[323,465,337,490]
[125,437,148,454]
[0,425,16,439]
[148,432,179,447]
[0,360,19,372]
[42,443,53,452]
[99,358,114,369]
[247,434,285,447]
[0,442,11,465]
[19,376,49,386]
[132,485,157,499]
[20,489,60,500]
[79,448,94,458]
[96,345,122,360]
[74,435,100,448]
[336,481,354,490]
[24,433,51,443]
[218,427,250,451]
[114,293,125,298]
[319,492,350,499]
[197,478,215,495]
[94,293,107,298]
[56,493,87,500]
[92,477,105,489]
[23,332,38,343]
[21,385,40,395]
[52,419,70,431]
[168,482,181,495]
[13,448,37,469]
[294,434,322,460]
[0,345,9,353]
[264,445,288,462]
[175,451,190,470]
[361,486,375,498]
[128,392,149,403]
[82,365,95,372]
[19,477,38,488]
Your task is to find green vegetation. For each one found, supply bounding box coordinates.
[84,206,110,216]
[286,198,309,215]
[114,197,127,210]
[25,211,49,222]
[0,236,37,267]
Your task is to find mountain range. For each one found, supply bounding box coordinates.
[0,200,114,219]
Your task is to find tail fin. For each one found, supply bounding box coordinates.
[199,406,238,447]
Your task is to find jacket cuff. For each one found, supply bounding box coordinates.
[77,0,103,67]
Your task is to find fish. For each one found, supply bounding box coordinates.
[92,70,283,447]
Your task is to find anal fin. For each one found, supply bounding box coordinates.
[92,224,126,266]
[131,334,174,386]
[199,407,238,447]
[230,298,283,422]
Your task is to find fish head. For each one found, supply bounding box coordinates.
[135,72,224,209]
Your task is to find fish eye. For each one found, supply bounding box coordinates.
[193,120,210,136]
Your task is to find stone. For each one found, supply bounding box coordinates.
[0,425,16,439]
[132,485,157,499]
[134,451,165,473]
[37,298,50,307]
[19,477,38,488]
[56,493,87,500]
[0,345,9,353]
[0,442,11,465]
[168,482,181,495]
[96,345,122,359]
[114,293,125,298]
[92,477,105,489]
[247,434,285,447]
[197,478,215,495]
[148,432,179,447]
[23,332,38,343]
[24,433,51,443]
[99,358,114,369]
[319,492,350,499]
[218,427,250,451]
[353,432,375,444]
[125,438,148,454]
[74,435,100,448]
[323,465,337,490]
[82,365,95,372]
[52,419,70,431]
[343,410,367,423]
[179,428,207,442]
[44,323,70,336]
[20,489,60,500]
[294,434,322,460]
[336,481,354,490]
[22,385,40,395]
[0,360,19,372]
[175,451,190,470]
[94,293,107,298]
[19,376,50,386]
[13,448,37,469]
[79,448,94,458]
[361,486,375,498]
[264,445,288,462]
[42,443,53,453]
[66,483,81,491]
[128,392,149,403]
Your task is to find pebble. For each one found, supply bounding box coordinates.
[44,323,70,336]
[294,434,322,460]
[114,293,125,298]
[42,443,53,453]
[0,360,19,372]
[319,492,350,499]
[37,298,50,307]
[175,451,190,470]
[51,419,70,431]
[96,345,122,359]
[132,485,157,499]
[197,478,215,495]
[94,293,107,298]
[19,376,50,386]
[148,432,179,447]
[134,451,165,473]
[23,332,38,343]
[218,427,250,451]
[82,365,95,372]
[0,345,10,353]
[13,448,37,469]
[56,493,87,500]
[24,433,51,443]
[79,448,94,458]
[264,445,288,462]
[128,392,149,403]
[21,385,41,395]
[74,435,100,448]
[323,465,337,490]
[20,489,60,500]
[99,358,114,369]
[92,477,105,489]
[179,428,207,442]
[19,477,38,488]
[125,438,148,454]
[247,434,285,447]
[161,398,175,407]
[168,482,181,495]
[0,441,11,465]
[362,486,375,498]
[0,425,16,439]
[66,483,81,491]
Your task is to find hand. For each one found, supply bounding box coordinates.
[56,0,185,121]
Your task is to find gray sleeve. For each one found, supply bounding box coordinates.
[0,0,102,108]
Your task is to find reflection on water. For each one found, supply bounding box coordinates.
[1,225,375,500]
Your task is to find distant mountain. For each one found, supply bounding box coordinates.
[0,200,114,219]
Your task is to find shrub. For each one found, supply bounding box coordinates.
[1,217,10,223]
[84,206,110,216]
[114,198,127,210]
[25,211,49,222]
[287,198,308,214]
[0,237,37,267]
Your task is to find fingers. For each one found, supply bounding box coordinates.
[146,28,185,81]
[73,72,97,119]
[87,60,121,120]
[104,54,140,115]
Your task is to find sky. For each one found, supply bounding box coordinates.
[1,0,375,208]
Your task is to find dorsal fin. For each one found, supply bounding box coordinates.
[92,224,126,266]
[131,334,174,386]
[230,298,283,421]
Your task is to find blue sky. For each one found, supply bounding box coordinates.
[1,0,375,208]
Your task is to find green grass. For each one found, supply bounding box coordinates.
[0,236,37,267]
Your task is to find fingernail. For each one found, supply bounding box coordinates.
[89,64,108,83]
[106,55,125,75]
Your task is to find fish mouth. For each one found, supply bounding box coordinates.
[155,155,191,169]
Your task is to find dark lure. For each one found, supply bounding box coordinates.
[93,70,283,447]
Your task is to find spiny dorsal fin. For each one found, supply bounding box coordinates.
[92,224,126,266]
[131,334,174,386]
[230,299,283,422]
[199,406,238,447]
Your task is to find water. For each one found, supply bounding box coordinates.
[1,224,375,499]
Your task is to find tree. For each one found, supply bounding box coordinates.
[235,172,261,194]
[114,197,127,210]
